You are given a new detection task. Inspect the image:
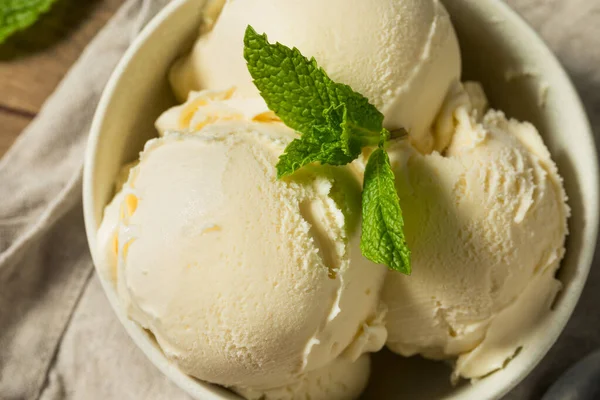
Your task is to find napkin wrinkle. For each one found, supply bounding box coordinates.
[132,0,173,37]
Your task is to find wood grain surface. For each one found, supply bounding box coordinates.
[0,0,125,156]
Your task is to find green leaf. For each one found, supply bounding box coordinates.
[276,104,363,177]
[243,25,382,174]
[0,0,58,44]
[276,126,354,178]
[360,147,411,274]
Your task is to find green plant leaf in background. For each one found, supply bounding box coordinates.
[0,0,58,44]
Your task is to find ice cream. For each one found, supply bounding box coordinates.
[97,91,387,397]
[95,0,571,393]
[381,85,569,380]
[169,0,461,153]
[235,354,371,400]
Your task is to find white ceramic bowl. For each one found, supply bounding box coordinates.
[83,0,599,399]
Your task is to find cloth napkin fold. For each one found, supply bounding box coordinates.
[0,0,598,399]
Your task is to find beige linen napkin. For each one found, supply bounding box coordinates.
[0,0,598,399]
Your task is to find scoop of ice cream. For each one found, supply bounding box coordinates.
[382,86,569,379]
[154,87,276,136]
[97,94,387,396]
[235,354,371,400]
[169,0,460,153]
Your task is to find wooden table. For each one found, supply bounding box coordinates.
[0,0,125,157]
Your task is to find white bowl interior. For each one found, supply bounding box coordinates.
[83,0,599,399]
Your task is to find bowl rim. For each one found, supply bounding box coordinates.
[83,0,600,399]
[456,1,599,398]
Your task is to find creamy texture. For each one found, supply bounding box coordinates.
[169,0,460,153]
[98,94,387,397]
[155,87,276,136]
[235,354,371,400]
[382,86,568,379]
[96,160,139,283]
[96,190,124,284]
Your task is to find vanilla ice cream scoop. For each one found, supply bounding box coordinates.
[235,354,371,400]
[382,86,569,380]
[170,0,460,153]
[97,94,387,397]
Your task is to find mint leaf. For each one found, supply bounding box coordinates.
[243,25,381,174]
[361,147,411,274]
[277,125,354,178]
[0,0,58,44]
[276,104,363,177]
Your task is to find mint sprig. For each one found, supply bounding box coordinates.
[244,26,383,177]
[243,25,411,274]
[0,0,58,44]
